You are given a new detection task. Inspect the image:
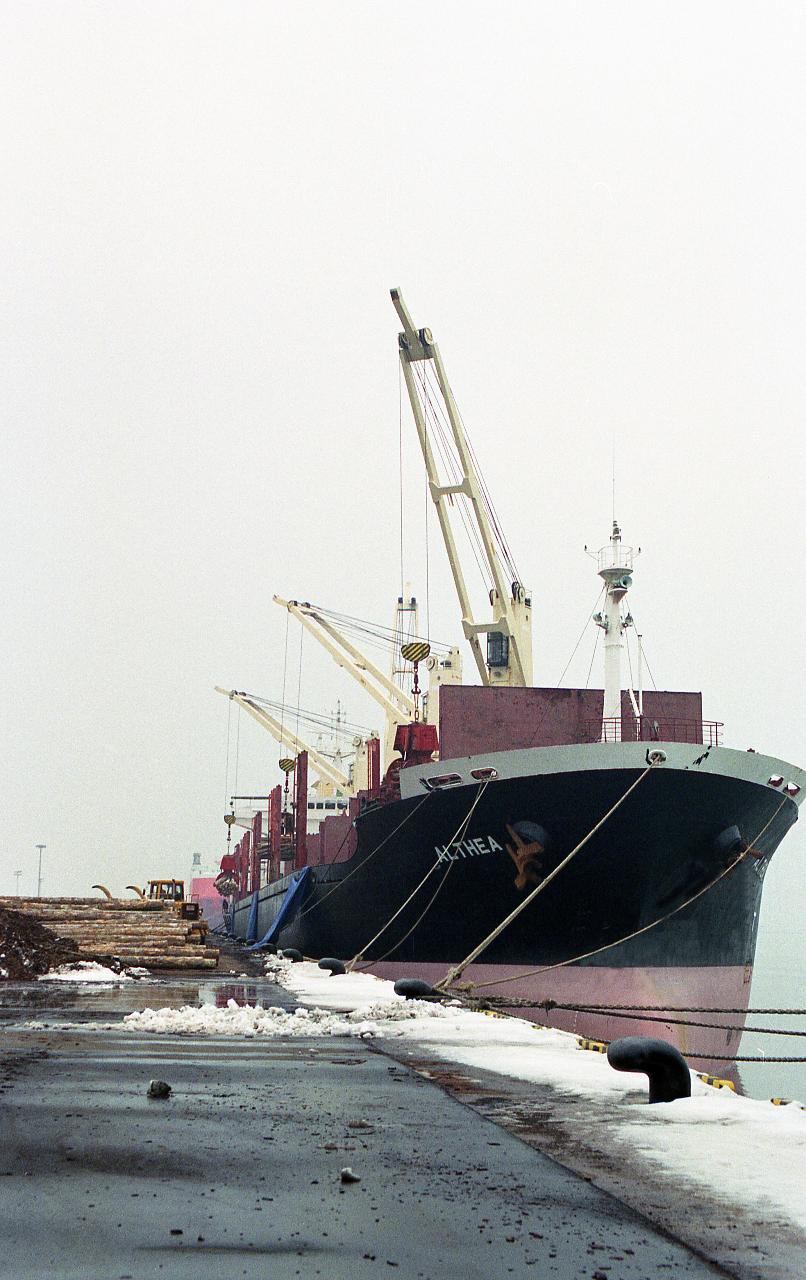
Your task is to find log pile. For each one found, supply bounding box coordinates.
[0,897,219,970]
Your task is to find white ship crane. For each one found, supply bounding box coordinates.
[214,686,357,794]
[392,288,533,689]
[272,595,461,767]
[273,596,414,766]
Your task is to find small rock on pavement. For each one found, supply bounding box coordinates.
[147,1080,172,1100]
[340,1167,361,1184]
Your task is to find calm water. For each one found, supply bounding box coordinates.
[740,921,806,1102]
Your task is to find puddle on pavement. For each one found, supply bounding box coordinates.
[0,976,295,1023]
[200,981,291,1009]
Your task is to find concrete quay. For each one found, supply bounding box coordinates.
[0,969,736,1280]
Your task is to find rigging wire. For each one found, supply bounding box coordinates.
[521,586,605,750]
[629,615,656,689]
[223,695,232,809]
[414,362,492,594]
[279,608,290,753]
[630,625,675,724]
[625,619,636,701]
[424,467,431,640]
[462,424,521,583]
[584,626,601,689]
[398,360,405,600]
[299,603,452,656]
[233,701,241,798]
[425,357,521,584]
[295,625,304,746]
[555,586,606,688]
[245,695,373,737]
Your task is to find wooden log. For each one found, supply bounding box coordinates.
[61,944,195,953]
[61,943,196,953]
[48,925,192,936]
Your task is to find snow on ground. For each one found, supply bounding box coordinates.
[274,959,806,1235]
[123,995,449,1038]
[39,961,135,983]
[35,954,805,1236]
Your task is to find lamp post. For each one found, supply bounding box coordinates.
[35,844,46,898]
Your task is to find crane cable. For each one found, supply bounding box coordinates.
[223,695,233,809]
[414,363,491,594]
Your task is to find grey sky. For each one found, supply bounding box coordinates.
[2,2,804,954]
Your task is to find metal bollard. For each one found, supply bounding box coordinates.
[394,978,441,1001]
[607,1036,692,1103]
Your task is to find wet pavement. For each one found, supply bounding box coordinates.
[0,974,295,1024]
[0,967,737,1279]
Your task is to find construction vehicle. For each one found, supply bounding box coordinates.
[146,879,202,921]
[125,880,205,931]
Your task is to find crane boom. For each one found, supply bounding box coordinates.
[214,687,353,793]
[391,288,533,688]
[276,598,415,717]
[273,596,417,766]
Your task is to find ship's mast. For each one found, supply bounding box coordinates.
[392,289,533,688]
[593,520,636,740]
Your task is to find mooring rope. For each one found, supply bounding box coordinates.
[348,781,491,971]
[465,1002,806,1037]
[532,1003,806,1015]
[677,1054,806,1064]
[464,796,788,993]
[295,792,432,921]
[435,759,661,992]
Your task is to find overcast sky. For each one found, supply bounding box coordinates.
[2,3,804,958]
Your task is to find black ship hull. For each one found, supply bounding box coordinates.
[232,742,802,1065]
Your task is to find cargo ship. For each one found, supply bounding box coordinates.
[209,290,804,1067]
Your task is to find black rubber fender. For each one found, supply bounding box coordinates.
[607,1036,692,1103]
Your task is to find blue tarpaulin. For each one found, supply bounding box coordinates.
[246,867,311,951]
[245,890,260,944]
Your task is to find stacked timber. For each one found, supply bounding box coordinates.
[0,897,219,970]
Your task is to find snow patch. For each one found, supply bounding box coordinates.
[40,961,135,983]
[123,995,451,1038]
[267,962,806,1236]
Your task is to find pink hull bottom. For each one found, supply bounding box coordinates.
[368,960,752,1075]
